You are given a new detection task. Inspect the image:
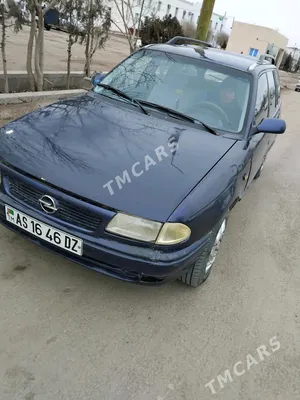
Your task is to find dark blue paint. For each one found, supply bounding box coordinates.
[0,43,287,285]
[0,93,235,222]
[91,72,107,86]
[256,118,286,134]
[44,9,59,26]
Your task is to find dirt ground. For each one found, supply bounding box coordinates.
[5,25,130,72]
[279,70,299,89]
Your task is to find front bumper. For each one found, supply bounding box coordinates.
[0,191,210,285]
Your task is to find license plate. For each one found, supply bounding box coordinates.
[5,206,83,256]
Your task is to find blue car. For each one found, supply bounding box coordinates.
[0,37,286,287]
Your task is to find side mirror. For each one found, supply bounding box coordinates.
[82,72,108,90]
[255,118,286,135]
[91,72,107,87]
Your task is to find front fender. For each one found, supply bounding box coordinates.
[168,140,251,242]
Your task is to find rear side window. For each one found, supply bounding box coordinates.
[255,73,269,124]
[272,70,281,106]
[267,71,276,116]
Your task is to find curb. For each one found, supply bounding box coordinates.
[0,89,86,105]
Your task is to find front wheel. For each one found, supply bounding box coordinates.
[179,218,227,287]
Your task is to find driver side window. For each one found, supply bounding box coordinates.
[255,73,269,124]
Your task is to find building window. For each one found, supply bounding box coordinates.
[135,13,139,23]
[188,12,193,22]
[249,47,259,57]
[182,10,186,20]
[215,22,218,30]
[166,4,171,15]
[157,1,161,11]
[175,7,178,17]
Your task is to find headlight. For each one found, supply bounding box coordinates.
[106,213,162,242]
[106,213,191,245]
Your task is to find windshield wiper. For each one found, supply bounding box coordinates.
[138,100,219,135]
[97,83,149,115]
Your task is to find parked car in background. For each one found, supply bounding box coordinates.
[295,80,300,92]
[42,7,59,30]
[0,37,286,288]
[58,16,85,35]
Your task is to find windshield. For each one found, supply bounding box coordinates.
[94,49,251,134]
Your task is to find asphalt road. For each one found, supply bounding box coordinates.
[0,90,299,400]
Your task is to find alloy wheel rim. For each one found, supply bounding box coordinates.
[205,220,226,273]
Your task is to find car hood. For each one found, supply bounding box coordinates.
[0,93,236,221]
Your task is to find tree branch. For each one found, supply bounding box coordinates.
[110,19,126,35]
[42,0,58,15]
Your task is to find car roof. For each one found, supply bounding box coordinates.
[144,43,276,74]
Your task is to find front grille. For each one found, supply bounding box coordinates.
[8,176,101,231]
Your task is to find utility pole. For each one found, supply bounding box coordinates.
[196,0,216,41]
[137,0,145,37]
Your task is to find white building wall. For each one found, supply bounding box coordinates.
[154,0,201,25]
[208,13,234,45]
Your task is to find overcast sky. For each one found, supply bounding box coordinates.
[214,0,299,47]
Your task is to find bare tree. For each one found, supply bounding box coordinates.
[26,0,59,92]
[294,57,300,73]
[181,21,197,38]
[59,0,84,88]
[282,53,292,72]
[216,31,229,49]
[110,0,155,53]
[206,26,213,42]
[0,0,23,93]
[80,0,111,77]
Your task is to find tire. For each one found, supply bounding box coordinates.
[179,218,227,287]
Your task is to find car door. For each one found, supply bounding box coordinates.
[247,72,270,183]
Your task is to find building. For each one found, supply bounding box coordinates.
[154,0,201,25]
[109,0,234,43]
[226,21,288,67]
[207,13,234,46]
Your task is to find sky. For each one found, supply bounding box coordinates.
[214,0,299,47]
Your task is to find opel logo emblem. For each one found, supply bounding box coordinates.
[39,195,58,214]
